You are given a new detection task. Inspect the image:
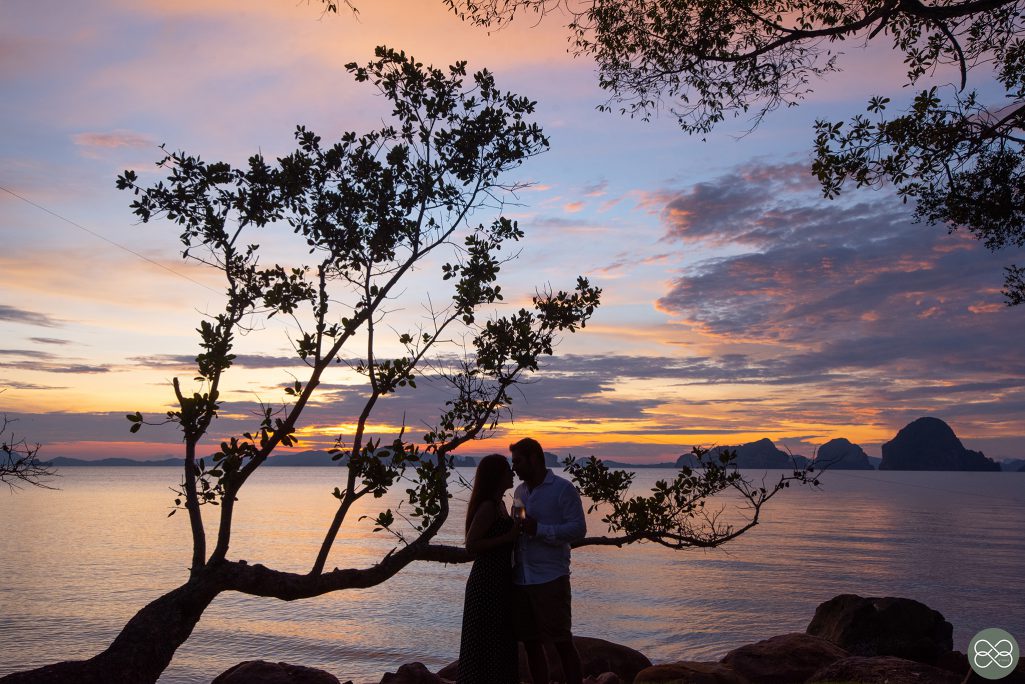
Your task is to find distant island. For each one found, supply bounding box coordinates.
[47,450,480,468]
[676,438,798,470]
[48,456,185,467]
[667,417,1014,472]
[815,438,874,470]
[46,419,1021,472]
[879,416,1001,471]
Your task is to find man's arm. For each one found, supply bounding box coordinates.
[536,481,586,545]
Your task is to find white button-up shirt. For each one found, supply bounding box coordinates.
[513,469,586,585]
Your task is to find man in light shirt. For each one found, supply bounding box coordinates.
[510,437,587,684]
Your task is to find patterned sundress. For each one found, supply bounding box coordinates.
[456,515,518,683]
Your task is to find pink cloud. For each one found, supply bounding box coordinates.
[72,130,154,149]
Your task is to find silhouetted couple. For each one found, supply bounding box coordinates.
[457,438,587,684]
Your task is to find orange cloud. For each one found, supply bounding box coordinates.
[968,302,1003,314]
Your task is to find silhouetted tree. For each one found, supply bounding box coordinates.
[1,414,56,490]
[2,46,814,684]
[380,0,1025,304]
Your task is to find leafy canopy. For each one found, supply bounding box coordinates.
[410,0,1025,304]
[117,46,598,578]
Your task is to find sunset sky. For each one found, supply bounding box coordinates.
[2,0,1024,463]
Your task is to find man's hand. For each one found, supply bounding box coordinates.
[521,515,538,536]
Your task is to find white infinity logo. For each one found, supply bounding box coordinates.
[973,639,1015,670]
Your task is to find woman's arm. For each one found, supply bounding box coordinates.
[465,501,519,555]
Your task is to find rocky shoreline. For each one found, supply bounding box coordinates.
[210,594,1024,684]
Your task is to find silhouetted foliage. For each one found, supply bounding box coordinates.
[386,0,1025,304]
[4,42,815,684]
[0,46,596,684]
[567,446,817,550]
[1,414,56,490]
[117,44,601,572]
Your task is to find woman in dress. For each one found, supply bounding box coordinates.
[457,453,521,684]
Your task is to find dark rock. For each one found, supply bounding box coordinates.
[380,662,449,684]
[807,655,961,683]
[677,438,795,470]
[814,438,874,470]
[936,649,970,674]
[434,661,457,680]
[437,636,650,683]
[879,417,1000,471]
[934,652,971,676]
[635,661,747,683]
[212,660,343,684]
[574,636,652,682]
[720,632,847,684]
[935,651,1025,683]
[806,594,953,665]
[978,660,1025,684]
[585,673,624,684]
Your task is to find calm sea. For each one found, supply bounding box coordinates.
[1,467,1023,682]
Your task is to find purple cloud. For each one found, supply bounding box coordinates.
[0,349,112,374]
[0,304,61,327]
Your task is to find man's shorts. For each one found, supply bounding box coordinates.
[513,575,573,643]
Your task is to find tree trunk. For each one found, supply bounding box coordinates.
[1,571,222,684]
[0,546,471,684]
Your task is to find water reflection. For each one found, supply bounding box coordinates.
[1,467,1022,681]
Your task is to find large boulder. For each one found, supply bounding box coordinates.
[677,438,793,470]
[806,655,961,683]
[879,417,1000,470]
[806,594,953,665]
[212,661,344,684]
[585,674,624,684]
[935,651,1025,683]
[720,633,848,684]
[575,637,653,682]
[635,661,747,683]
[379,662,450,684]
[437,636,651,683]
[814,438,874,470]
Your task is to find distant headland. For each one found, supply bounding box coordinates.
[46,417,1022,471]
[670,416,1014,471]
[46,450,481,468]
[878,416,1001,471]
